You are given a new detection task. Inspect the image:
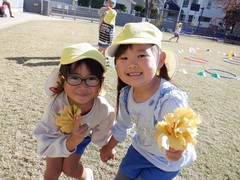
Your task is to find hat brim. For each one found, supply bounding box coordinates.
[163,49,178,78]
[60,44,106,73]
[106,38,162,57]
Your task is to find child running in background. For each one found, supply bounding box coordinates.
[169,22,182,43]
[34,43,115,180]
[98,0,117,65]
[99,22,197,180]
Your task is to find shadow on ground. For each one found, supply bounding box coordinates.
[5,57,60,66]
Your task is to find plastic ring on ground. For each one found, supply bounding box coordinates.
[223,59,240,66]
[185,57,209,63]
[232,56,240,61]
[205,68,237,79]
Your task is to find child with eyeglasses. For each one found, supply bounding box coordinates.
[34,43,115,180]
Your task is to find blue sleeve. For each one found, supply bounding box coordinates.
[112,86,134,142]
[154,87,188,122]
[112,103,134,142]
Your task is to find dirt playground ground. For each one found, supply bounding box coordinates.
[0,17,239,180]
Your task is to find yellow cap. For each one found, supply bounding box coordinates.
[60,43,106,72]
[177,23,182,28]
[104,9,117,25]
[106,22,177,78]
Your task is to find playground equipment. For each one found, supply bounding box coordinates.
[202,18,240,41]
[202,18,225,38]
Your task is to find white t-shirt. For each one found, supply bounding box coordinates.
[34,92,115,157]
[112,78,196,172]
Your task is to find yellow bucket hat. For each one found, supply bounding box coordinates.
[60,43,106,72]
[45,43,106,96]
[106,22,177,78]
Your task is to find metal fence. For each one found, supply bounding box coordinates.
[49,1,100,23]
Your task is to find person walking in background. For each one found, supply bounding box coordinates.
[169,22,182,42]
[2,0,14,18]
[0,4,6,17]
[34,43,115,180]
[99,22,197,180]
[98,0,117,65]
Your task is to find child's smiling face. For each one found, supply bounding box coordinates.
[115,44,161,88]
[106,1,115,8]
[64,63,101,113]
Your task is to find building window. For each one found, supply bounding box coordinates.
[168,12,174,17]
[188,15,193,22]
[199,16,211,22]
[192,0,199,4]
[207,0,212,9]
[183,0,189,8]
[180,14,186,22]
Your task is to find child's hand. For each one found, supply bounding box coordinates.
[99,145,116,163]
[66,115,89,152]
[71,115,89,145]
[166,148,183,161]
[106,6,111,10]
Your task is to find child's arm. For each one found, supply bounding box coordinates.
[66,115,89,152]
[99,136,118,163]
[98,7,110,16]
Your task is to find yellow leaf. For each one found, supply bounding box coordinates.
[155,107,201,151]
[55,105,81,133]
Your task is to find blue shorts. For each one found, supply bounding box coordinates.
[174,33,180,37]
[119,145,179,180]
[75,136,91,154]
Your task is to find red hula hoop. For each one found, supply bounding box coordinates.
[185,57,209,63]
[232,56,240,61]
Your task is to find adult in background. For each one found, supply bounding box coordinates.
[2,0,14,18]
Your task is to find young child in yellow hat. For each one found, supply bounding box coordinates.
[98,0,117,65]
[34,43,115,180]
[99,22,197,180]
[169,22,183,42]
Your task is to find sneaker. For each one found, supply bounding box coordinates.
[85,168,94,180]
[105,57,109,66]
[10,15,14,18]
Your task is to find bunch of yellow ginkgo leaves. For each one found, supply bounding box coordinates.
[56,105,81,134]
[155,107,201,151]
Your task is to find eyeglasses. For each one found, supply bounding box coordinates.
[62,74,100,87]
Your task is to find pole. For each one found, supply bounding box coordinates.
[41,0,43,15]
[176,0,183,24]
[159,0,166,25]
[196,7,204,33]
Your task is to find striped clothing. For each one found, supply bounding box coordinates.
[98,21,114,48]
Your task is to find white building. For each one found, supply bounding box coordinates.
[6,0,24,12]
[179,0,225,28]
[126,0,225,29]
